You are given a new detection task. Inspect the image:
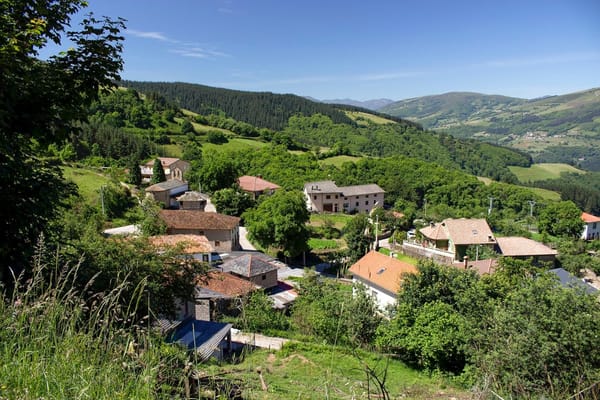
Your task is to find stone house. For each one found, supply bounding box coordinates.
[141,157,190,183]
[304,180,385,214]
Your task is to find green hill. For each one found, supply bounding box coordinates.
[380,88,600,171]
[117,81,532,183]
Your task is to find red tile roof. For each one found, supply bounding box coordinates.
[148,234,213,254]
[582,212,600,223]
[159,210,240,230]
[197,270,256,297]
[349,251,417,295]
[237,175,281,192]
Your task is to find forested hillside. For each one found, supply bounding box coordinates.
[117,81,532,183]
[380,89,600,170]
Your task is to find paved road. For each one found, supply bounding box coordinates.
[238,226,256,251]
[231,329,289,350]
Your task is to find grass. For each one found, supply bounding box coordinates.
[509,163,585,183]
[62,166,111,203]
[308,238,341,250]
[527,186,561,201]
[309,214,354,230]
[344,111,396,125]
[319,155,361,167]
[205,342,471,399]
[0,257,188,399]
[378,248,419,265]
[203,137,269,152]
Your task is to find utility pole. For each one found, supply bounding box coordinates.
[100,185,106,216]
[528,200,536,217]
[488,196,495,215]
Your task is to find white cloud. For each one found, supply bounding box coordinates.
[126,29,172,42]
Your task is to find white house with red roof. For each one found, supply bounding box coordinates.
[581,212,600,240]
[349,251,417,310]
[237,175,280,199]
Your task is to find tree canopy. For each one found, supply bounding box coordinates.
[0,0,125,284]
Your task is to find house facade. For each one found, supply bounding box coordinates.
[145,179,189,208]
[304,180,385,214]
[237,175,280,199]
[159,210,240,252]
[141,157,190,183]
[406,218,496,263]
[581,212,600,240]
[349,251,417,310]
[176,191,208,211]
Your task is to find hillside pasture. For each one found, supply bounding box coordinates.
[203,137,269,152]
[344,110,396,125]
[62,166,111,203]
[319,155,361,167]
[509,163,584,183]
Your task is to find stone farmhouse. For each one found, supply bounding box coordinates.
[237,175,280,199]
[304,180,385,214]
[140,157,190,183]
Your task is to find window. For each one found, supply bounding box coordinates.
[344,197,347,200]
[365,200,369,205]
[594,222,597,229]
[373,194,377,198]
[326,195,331,199]
[262,274,267,280]
[366,194,369,198]
[334,195,338,199]
[355,202,359,207]
[214,240,220,247]
[313,195,317,200]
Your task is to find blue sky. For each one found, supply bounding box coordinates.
[45,0,600,100]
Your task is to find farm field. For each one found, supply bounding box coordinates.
[509,163,584,183]
[62,166,111,203]
[319,155,361,167]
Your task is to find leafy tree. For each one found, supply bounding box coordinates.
[243,190,310,258]
[198,151,239,192]
[0,0,124,284]
[100,182,133,219]
[207,130,228,144]
[538,200,584,238]
[180,119,194,134]
[346,284,382,347]
[473,275,600,398]
[127,158,142,187]
[240,291,289,333]
[139,197,166,236]
[150,158,166,184]
[211,187,254,217]
[344,213,372,263]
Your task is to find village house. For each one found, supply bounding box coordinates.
[237,175,280,199]
[192,270,258,321]
[220,253,279,289]
[404,218,496,264]
[495,236,557,266]
[148,234,214,263]
[159,210,240,252]
[140,157,190,183]
[349,250,417,310]
[304,180,385,214]
[581,212,600,240]
[145,179,189,208]
[176,190,208,211]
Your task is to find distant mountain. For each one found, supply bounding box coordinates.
[380,89,600,171]
[321,98,395,111]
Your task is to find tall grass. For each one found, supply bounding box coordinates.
[0,244,188,399]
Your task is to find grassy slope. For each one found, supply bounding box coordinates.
[206,343,470,400]
[62,166,111,203]
[319,155,361,167]
[508,163,584,183]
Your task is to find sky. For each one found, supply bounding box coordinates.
[41,0,600,101]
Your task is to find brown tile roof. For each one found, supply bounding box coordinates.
[349,251,417,295]
[176,191,208,202]
[496,236,557,257]
[458,258,498,276]
[159,210,240,230]
[148,234,213,254]
[420,223,449,241]
[582,212,600,223]
[421,218,494,245]
[144,157,182,167]
[238,176,280,192]
[197,270,256,297]
[444,218,495,245]
[221,254,278,277]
